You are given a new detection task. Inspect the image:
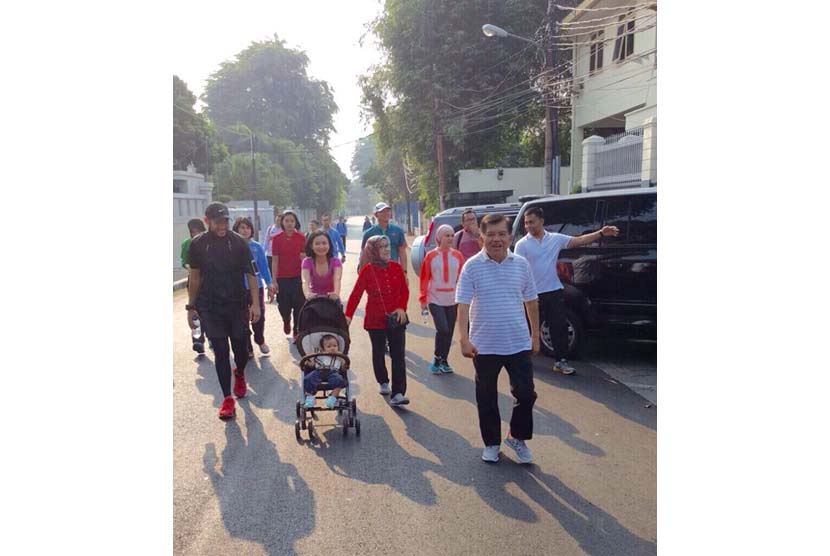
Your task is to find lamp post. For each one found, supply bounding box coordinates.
[236,122,259,241]
[483,4,560,195]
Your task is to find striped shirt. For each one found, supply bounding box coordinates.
[455,250,538,355]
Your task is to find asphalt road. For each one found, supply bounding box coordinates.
[173,218,657,556]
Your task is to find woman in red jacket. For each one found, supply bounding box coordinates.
[345,235,410,406]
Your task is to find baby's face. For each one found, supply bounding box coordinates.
[322,340,339,353]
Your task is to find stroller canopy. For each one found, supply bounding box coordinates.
[295,296,351,356]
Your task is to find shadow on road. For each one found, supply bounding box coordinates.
[404,349,605,457]
[202,400,315,556]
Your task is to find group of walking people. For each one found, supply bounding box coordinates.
[183,199,618,463]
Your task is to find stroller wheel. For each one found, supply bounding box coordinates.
[294,421,302,442]
[307,420,315,440]
[350,399,357,417]
[301,418,307,430]
[296,401,301,419]
[342,420,349,437]
[354,417,361,437]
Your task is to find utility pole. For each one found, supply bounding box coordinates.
[250,133,259,240]
[432,86,446,211]
[544,0,560,195]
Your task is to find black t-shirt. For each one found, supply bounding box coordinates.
[188,230,255,308]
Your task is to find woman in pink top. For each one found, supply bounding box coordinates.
[419,224,465,374]
[301,230,343,302]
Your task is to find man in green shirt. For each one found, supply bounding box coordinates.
[181,218,207,353]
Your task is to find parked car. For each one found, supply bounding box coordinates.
[410,202,524,275]
[511,188,657,358]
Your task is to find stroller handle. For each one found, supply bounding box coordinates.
[298,352,351,370]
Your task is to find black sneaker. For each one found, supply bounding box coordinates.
[192,342,205,354]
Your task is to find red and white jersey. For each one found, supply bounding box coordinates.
[419,247,465,306]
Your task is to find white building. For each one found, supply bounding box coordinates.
[458,166,572,201]
[563,0,657,191]
[173,167,214,269]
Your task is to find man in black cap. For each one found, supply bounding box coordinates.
[187,202,261,420]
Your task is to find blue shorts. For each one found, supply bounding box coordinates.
[304,369,347,394]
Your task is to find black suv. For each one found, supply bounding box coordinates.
[512,188,657,358]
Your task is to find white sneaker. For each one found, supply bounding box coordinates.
[503,437,534,464]
[554,359,576,375]
[481,445,500,462]
[378,383,391,395]
[389,393,410,406]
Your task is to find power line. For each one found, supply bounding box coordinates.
[556,2,656,13]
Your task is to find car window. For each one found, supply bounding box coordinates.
[542,199,599,237]
[603,198,630,244]
[628,195,657,244]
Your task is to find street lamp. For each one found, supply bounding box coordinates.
[235,122,259,241]
[483,13,560,195]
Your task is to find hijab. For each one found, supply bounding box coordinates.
[361,235,389,268]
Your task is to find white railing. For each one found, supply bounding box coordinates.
[594,127,643,189]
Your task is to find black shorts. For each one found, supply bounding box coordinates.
[198,301,249,339]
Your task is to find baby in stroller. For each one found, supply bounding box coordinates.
[303,334,348,409]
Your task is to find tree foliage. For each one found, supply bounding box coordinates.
[201,36,348,212]
[358,0,577,216]
[173,75,227,173]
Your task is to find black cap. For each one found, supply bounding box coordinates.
[205,202,230,220]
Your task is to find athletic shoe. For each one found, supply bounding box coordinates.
[218,396,236,420]
[325,395,337,409]
[503,437,534,464]
[378,383,391,395]
[192,342,205,354]
[304,395,315,409]
[389,393,410,406]
[247,349,255,359]
[481,445,500,462]
[429,359,442,374]
[439,361,454,374]
[232,367,247,398]
[553,359,576,375]
[259,343,270,355]
[283,321,291,335]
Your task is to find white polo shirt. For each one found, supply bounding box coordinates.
[455,250,538,355]
[514,231,573,294]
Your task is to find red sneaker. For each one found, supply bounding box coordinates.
[232,367,247,398]
[218,396,235,420]
[283,321,291,335]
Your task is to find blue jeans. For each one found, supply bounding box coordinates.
[304,369,347,395]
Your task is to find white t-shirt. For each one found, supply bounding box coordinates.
[514,231,573,294]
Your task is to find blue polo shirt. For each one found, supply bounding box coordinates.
[361,223,407,263]
[323,226,345,258]
[455,250,538,355]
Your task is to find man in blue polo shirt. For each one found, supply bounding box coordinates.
[456,213,540,464]
[321,213,346,262]
[360,202,408,275]
[515,206,619,375]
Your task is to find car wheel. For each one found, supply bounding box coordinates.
[540,309,583,359]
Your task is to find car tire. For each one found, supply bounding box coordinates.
[540,309,584,359]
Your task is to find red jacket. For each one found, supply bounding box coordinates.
[345,261,409,329]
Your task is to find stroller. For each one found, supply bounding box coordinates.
[294,296,360,441]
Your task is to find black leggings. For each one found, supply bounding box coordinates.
[367,327,407,396]
[276,276,304,334]
[428,303,457,362]
[209,335,249,398]
[247,290,266,351]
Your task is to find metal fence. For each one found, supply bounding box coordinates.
[594,127,643,189]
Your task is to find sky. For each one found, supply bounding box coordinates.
[171,0,385,180]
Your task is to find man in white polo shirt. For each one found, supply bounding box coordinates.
[456,213,540,464]
[515,206,619,375]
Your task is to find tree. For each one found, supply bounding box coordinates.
[212,152,292,208]
[173,75,227,174]
[203,35,338,148]
[361,0,578,215]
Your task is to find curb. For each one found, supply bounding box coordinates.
[174,278,188,292]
